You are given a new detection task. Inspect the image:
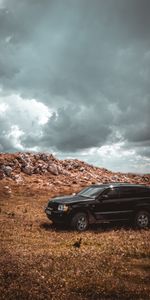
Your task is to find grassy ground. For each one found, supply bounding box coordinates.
[0,183,150,300]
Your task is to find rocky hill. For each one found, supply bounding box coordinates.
[0,153,149,193]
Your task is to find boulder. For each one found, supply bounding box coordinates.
[21,165,33,175]
[0,165,13,177]
[47,164,59,175]
[4,166,13,176]
[19,158,28,167]
[57,165,63,174]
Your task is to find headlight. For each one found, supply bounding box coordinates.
[58,204,69,212]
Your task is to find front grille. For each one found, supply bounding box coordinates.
[48,201,58,211]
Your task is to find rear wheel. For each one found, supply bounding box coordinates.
[71,212,89,232]
[134,210,150,229]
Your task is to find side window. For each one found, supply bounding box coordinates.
[103,188,119,199]
[119,187,137,198]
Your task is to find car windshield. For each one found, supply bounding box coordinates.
[78,186,105,198]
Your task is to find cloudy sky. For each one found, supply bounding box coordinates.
[0,0,150,173]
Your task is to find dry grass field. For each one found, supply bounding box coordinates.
[0,182,150,300]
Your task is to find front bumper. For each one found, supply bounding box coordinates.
[45,207,70,224]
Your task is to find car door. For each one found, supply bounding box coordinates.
[118,187,137,219]
[93,187,122,221]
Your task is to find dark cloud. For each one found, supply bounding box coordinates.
[1,0,150,101]
[22,102,113,151]
[115,96,150,155]
[0,0,150,171]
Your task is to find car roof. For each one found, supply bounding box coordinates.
[90,183,149,189]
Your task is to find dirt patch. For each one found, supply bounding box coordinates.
[0,156,150,300]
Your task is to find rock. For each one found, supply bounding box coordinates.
[33,153,41,160]
[57,165,63,174]
[3,166,13,177]
[111,175,119,181]
[0,169,5,180]
[67,165,73,170]
[34,163,48,174]
[142,176,149,182]
[0,152,150,186]
[14,174,24,184]
[4,186,12,195]
[79,167,85,172]
[13,159,21,167]
[33,167,41,174]
[73,162,81,169]
[40,153,49,162]
[47,164,59,175]
[21,165,33,175]
[19,158,28,167]
[61,170,70,176]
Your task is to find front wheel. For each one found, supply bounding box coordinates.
[134,210,150,229]
[71,212,89,232]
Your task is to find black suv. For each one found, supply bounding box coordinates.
[45,183,150,231]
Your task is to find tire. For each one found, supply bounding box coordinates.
[71,212,89,232]
[134,210,150,229]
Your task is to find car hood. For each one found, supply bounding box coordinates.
[49,194,94,204]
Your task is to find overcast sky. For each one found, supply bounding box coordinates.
[0,0,150,173]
